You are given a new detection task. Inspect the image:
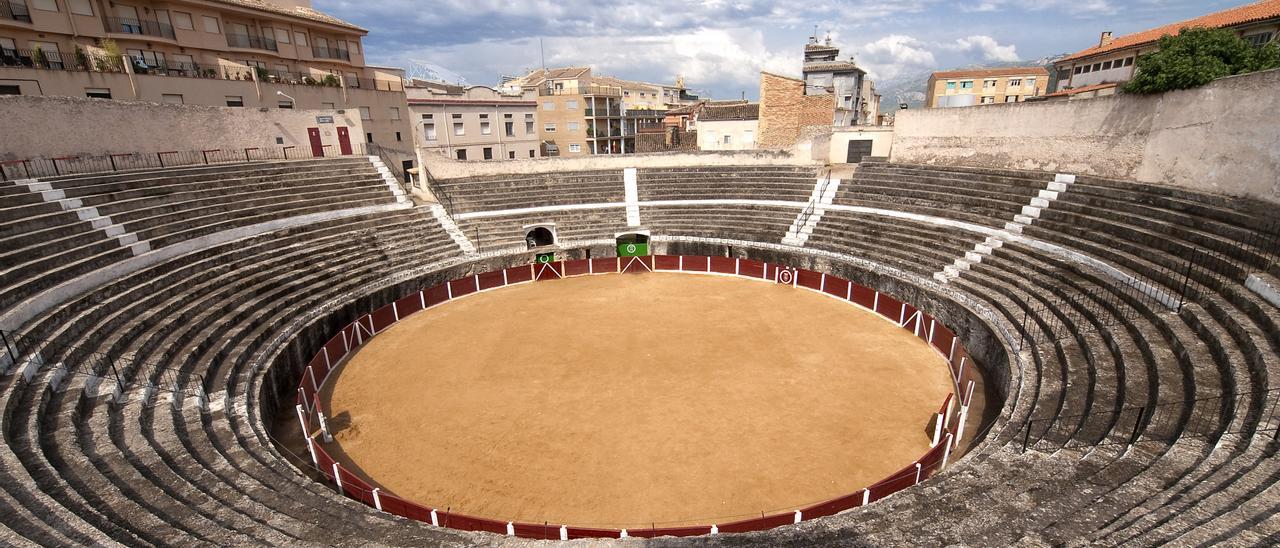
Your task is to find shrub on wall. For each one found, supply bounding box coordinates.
[1124,27,1280,94]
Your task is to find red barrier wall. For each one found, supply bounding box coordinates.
[294,255,976,540]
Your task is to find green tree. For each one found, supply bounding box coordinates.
[1124,27,1280,94]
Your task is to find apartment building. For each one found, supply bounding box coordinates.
[0,0,412,156]
[801,34,873,125]
[924,67,1049,108]
[1052,0,1280,93]
[407,82,539,161]
[503,67,684,156]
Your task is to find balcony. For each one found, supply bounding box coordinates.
[104,17,176,40]
[2,47,66,70]
[227,32,278,52]
[312,46,350,61]
[1,1,31,23]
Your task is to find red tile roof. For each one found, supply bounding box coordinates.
[1062,0,1280,62]
[930,67,1049,80]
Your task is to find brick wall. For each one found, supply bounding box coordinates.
[758,72,834,149]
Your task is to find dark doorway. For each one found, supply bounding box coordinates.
[846,140,873,163]
[525,226,555,249]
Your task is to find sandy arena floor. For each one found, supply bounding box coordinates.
[320,272,953,528]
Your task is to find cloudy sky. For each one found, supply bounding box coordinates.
[314,0,1245,99]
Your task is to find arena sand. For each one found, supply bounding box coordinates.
[320,272,953,528]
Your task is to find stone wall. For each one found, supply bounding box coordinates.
[892,68,1280,202]
[421,149,812,180]
[757,72,834,150]
[0,94,365,161]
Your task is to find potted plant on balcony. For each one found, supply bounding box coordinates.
[31,47,45,69]
[303,76,318,86]
[74,46,89,70]
[255,66,269,81]
[322,74,340,87]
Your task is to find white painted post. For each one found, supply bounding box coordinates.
[502,270,508,286]
[914,463,923,485]
[620,529,628,538]
[762,262,768,279]
[932,412,943,447]
[318,411,334,443]
[322,347,331,370]
[446,281,453,299]
[560,525,568,540]
[373,488,384,512]
[392,302,400,321]
[711,524,719,535]
[332,462,343,494]
[944,396,955,429]
[473,274,479,289]
[679,256,683,270]
[431,509,439,527]
[862,489,870,506]
[845,281,852,301]
[588,258,594,274]
[948,338,957,362]
[820,273,826,292]
[419,290,426,309]
[793,510,802,523]
[295,404,309,435]
[899,303,906,324]
[965,380,976,406]
[506,522,515,536]
[873,292,880,312]
[958,357,968,385]
[304,436,318,467]
[735,258,740,275]
[792,269,798,288]
[298,388,310,413]
[928,319,937,344]
[957,404,970,444]
[308,367,319,395]
[942,433,954,468]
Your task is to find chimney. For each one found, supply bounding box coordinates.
[1099,31,1114,47]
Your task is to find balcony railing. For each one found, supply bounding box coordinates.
[1,1,31,23]
[2,48,66,70]
[104,16,176,40]
[227,32,278,52]
[312,46,350,61]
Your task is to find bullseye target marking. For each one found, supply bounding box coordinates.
[778,269,794,285]
[625,243,637,254]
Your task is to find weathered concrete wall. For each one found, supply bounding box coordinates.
[421,149,812,179]
[0,94,364,160]
[892,68,1280,202]
[818,126,894,164]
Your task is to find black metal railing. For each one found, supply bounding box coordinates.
[311,46,350,61]
[0,329,205,400]
[1182,220,1280,287]
[227,32,278,52]
[0,144,378,181]
[1,47,66,70]
[1,0,31,23]
[1022,387,1280,452]
[104,16,176,40]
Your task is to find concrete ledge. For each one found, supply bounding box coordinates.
[1246,273,1280,309]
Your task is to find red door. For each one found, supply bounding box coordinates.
[337,127,353,155]
[307,128,323,157]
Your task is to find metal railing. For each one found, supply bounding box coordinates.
[0,329,205,402]
[1,47,66,70]
[104,16,176,40]
[227,32,278,52]
[312,46,350,61]
[1182,220,1280,287]
[0,144,377,181]
[1,0,31,23]
[1022,387,1280,452]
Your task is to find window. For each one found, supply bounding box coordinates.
[567,122,578,131]
[173,12,193,30]
[1244,32,1273,47]
[294,32,308,46]
[162,94,184,105]
[277,100,293,108]
[1101,60,1112,70]
[453,122,464,136]
[525,113,534,134]
[983,79,997,88]
[504,113,512,119]
[479,113,488,119]
[1009,78,1021,87]
[504,121,514,136]
[723,134,732,144]
[508,151,516,159]
[1025,77,1037,87]
[359,106,371,120]
[349,41,360,55]
[366,132,373,143]
[945,81,955,90]
[542,101,554,111]
[31,0,56,11]
[456,149,467,160]
[529,150,535,158]
[275,28,291,44]
[1122,57,1133,67]
[1004,95,1017,103]
[422,113,433,120]
[225,95,244,107]
[980,96,995,104]
[202,16,220,34]
[390,107,400,120]
[85,88,112,99]
[483,147,493,160]
[1074,66,1083,75]
[960,81,973,89]
[396,131,402,142]
[0,84,20,95]
[566,100,577,109]
[481,121,491,135]
[1091,62,1101,71]
[568,144,581,153]
[544,123,556,132]
[69,0,93,16]
[424,123,437,140]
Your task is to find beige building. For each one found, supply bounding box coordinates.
[503,67,698,156]
[0,0,413,160]
[925,67,1049,108]
[696,103,758,151]
[1052,0,1280,92]
[407,83,539,161]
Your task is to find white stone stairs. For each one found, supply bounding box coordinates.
[368,156,410,204]
[934,174,1075,283]
[12,179,150,256]
[428,203,477,255]
[783,175,841,247]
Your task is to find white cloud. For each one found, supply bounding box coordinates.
[858,35,938,80]
[951,35,1019,62]
[958,0,1115,15]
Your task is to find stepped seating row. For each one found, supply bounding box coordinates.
[1,207,473,546]
[636,166,820,202]
[0,160,1277,545]
[0,157,398,312]
[430,170,625,215]
[837,162,1054,229]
